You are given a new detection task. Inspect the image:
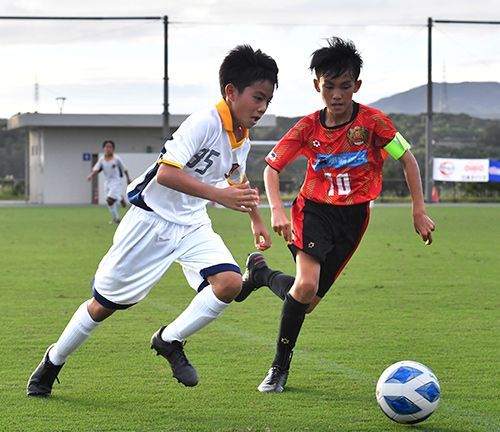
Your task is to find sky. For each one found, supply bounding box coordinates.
[1,0,499,118]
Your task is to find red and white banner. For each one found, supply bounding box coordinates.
[433,158,489,182]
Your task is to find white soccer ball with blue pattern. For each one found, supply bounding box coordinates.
[376,360,440,424]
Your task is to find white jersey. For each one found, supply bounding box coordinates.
[127,100,250,225]
[93,155,128,200]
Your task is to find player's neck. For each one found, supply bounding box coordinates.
[104,154,115,161]
[324,102,354,127]
[234,125,246,142]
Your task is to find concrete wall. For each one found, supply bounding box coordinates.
[8,113,276,204]
[34,127,164,204]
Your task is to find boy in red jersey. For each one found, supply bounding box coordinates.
[236,37,436,393]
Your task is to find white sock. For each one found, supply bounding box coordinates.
[107,203,120,221]
[161,286,229,343]
[48,300,100,366]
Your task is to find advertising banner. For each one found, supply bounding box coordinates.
[489,160,500,183]
[433,158,489,182]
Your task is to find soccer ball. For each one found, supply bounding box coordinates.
[376,360,440,424]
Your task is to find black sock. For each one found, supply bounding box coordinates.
[253,265,274,287]
[272,293,309,370]
[268,271,295,300]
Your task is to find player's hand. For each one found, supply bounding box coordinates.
[271,209,293,243]
[216,181,259,212]
[414,212,435,245]
[251,221,271,251]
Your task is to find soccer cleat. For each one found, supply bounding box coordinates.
[235,252,269,302]
[27,344,64,397]
[257,366,289,393]
[151,327,199,387]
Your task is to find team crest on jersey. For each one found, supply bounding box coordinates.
[312,139,321,148]
[347,126,369,146]
[224,163,240,179]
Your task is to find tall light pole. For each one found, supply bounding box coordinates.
[425,17,433,203]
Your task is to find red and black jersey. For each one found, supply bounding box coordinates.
[266,102,397,205]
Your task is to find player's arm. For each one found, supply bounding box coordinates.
[247,203,271,251]
[156,163,258,213]
[86,170,99,181]
[87,159,102,181]
[124,170,131,185]
[384,133,435,244]
[264,165,293,243]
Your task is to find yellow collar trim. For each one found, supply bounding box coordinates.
[215,99,249,149]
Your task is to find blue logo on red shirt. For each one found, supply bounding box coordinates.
[313,150,368,171]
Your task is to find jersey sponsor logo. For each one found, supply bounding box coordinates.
[313,150,368,171]
[347,126,369,146]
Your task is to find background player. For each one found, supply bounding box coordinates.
[27,44,278,397]
[87,140,131,223]
[236,37,435,393]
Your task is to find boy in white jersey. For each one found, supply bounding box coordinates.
[27,45,279,396]
[87,140,131,223]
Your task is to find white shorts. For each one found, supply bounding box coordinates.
[106,180,125,201]
[92,206,240,308]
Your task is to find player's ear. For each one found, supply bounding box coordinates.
[313,79,320,93]
[354,80,362,93]
[225,83,238,102]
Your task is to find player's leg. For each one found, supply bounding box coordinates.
[258,251,321,393]
[27,299,115,397]
[153,224,241,386]
[235,252,295,302]
[106,196,120,223]
[257,202,371,393]
[258,197,335,392]
[152,271,241,387]
[27,207,179,396]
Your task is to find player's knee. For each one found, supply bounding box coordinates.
[210,271,243,303]
[106,197,116,206]
[292,277,318,302]
[87,298,115,322]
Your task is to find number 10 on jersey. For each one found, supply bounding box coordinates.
[325,172,351,196]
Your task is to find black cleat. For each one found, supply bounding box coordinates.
[258,366,289,393]
[27,344,64,397]
[235,252,269,302]
[151,327,198,387]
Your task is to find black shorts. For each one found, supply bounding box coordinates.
[289,195,370,298]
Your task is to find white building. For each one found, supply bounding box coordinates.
[7,113,276,204]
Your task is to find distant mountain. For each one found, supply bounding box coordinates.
[370,82,500,119]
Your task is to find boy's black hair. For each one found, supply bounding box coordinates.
[309,37,363,81]
[102,140,115,149]
[219,45,278,97]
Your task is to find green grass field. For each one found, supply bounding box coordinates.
[0,204,499,432]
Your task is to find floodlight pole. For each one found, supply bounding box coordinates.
[425,17,433,203]
[426,17,500,202]
[163,16,170,141]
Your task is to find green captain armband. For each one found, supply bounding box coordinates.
[384,132,411,160]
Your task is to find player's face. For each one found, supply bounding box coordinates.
[314,71,361,123]
[103,143,114,156]
[226,80,274,130]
